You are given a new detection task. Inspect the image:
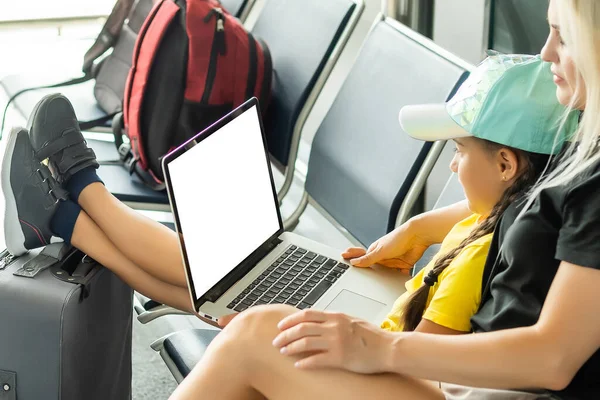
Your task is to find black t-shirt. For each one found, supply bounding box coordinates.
[471,160,600,400]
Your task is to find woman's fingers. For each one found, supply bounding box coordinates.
[294,352,338,369]
[280,337,330,356]
[272,322,325,348]
[277,309,329,330]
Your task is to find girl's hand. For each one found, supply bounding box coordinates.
[341,223,429,271]
[217,313,238,327]
[272,309,394,374]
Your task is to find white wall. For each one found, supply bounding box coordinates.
[432,0,491,64]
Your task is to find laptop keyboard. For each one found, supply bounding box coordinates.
[227,245,349,312]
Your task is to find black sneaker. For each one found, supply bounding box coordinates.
[1,127,68,256]
[27,93,98,184]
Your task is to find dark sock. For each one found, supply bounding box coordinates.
[66,167,103,203]
[50,200,82,245]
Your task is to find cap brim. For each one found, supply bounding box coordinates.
[399,104,472,141]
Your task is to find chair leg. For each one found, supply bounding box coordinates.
[283,191,309,231]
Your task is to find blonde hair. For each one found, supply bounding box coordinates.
[521,0,600,213]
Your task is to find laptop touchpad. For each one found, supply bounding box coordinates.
[323,290,386,321]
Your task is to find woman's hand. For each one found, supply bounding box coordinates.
[342,222,429,271]
[272,309,394,374]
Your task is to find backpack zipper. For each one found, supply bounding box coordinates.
[201,8,227,103]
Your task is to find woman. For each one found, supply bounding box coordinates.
[168,0,600,399]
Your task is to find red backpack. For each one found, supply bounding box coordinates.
[116,0,273,189]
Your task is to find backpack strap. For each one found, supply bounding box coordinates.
[78,112,119,131]
[82,0,137,75]
[257,37,273,112]
[125,0,180,171]
[109,112,166,191]
[245,31,258,100]
[0,0,137,138]
[0,75,92,139]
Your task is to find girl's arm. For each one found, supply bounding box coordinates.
[345,200,471,268]
[410,199,472,245]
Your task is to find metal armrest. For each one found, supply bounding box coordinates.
[133,292,191,324]
[151,329,221,383]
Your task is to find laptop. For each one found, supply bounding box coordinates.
[162,98,408,326]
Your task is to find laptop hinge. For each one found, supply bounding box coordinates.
[199,236,283,305]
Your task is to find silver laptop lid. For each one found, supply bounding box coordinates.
[162,98,283,310]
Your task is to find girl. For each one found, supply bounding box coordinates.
[379,53,570,335]
[166,0,600,399]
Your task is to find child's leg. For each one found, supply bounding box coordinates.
[56,200,192,312]
[170,305,444,400]
[76,181,188,289]
[25,93,187,289]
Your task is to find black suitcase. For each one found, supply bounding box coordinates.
[0,244,133,400]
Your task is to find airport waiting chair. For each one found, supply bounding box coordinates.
[253,0,364,202]
[83,0,365,211]
[148,15,472,383]
[285,15,471,247]
[0,0,255,130]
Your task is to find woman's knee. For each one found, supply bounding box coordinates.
[222,304,298,343]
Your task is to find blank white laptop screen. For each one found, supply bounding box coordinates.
[167,105,281,299]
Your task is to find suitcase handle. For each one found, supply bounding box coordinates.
[51,249,101,299]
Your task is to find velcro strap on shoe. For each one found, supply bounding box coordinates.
[35,128,84,161]
[55,147,99,177]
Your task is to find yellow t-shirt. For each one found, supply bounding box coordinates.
[381,214,493,332]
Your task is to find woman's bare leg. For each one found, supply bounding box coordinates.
[71,209,193,312]
[77,182,187,288]
[170,305,444,400]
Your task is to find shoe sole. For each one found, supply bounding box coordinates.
[1,127,28,256]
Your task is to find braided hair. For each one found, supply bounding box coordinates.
[400,141,551,332]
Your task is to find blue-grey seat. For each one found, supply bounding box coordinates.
[252,0,364,201]
[286,15,471,247]
[149,15,472,383]
[220,0,255,21]
[91,139,171,207]
[0,76,110,128]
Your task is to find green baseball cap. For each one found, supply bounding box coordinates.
[399,52,579,154]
